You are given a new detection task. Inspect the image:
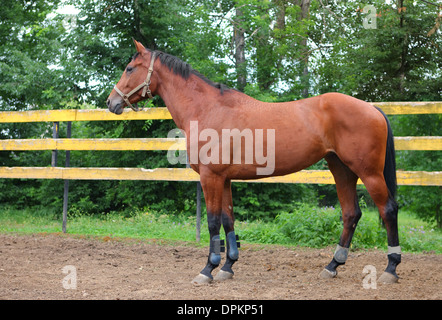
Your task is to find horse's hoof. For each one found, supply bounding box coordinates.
[191,273,212,285]
[378,271,399,284]
[319,268,337,279]
[214,270,234,281]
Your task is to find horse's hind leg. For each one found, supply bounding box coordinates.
[320,153,361,279]
[361,174,400,283]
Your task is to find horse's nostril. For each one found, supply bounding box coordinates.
[106,99,110,107]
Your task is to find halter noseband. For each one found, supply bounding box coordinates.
[113,51,157,112]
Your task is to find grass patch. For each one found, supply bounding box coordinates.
[0,206,209,245]
[0,204,440,253]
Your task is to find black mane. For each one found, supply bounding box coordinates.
[153,50,231,94]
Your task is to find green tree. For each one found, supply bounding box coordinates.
[314,0,442,101]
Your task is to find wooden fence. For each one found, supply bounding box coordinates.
[1,102,441,235]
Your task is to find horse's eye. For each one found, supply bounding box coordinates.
[126,66,133,73]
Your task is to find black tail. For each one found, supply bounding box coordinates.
[375,107,397,199]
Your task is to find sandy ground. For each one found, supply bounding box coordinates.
[0,233,440,300]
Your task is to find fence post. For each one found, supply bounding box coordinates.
[62,121,71,233]
[186,155,201,242]
[51,122,59,166]
[196,181,201,242]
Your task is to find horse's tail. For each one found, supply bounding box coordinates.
[375,107,397,199]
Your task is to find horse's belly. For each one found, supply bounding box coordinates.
[220,145,326,180]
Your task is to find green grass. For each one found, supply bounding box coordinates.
[0,204,440,253]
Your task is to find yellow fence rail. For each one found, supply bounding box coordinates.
[1,136,441,151]
[0,138,186,151]
[0,167,440,186]
[0,101,441,123]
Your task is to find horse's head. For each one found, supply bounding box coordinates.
[107,40,157,114]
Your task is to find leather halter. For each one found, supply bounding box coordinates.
[113,51,157,111]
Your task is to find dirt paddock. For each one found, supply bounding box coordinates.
[0,233,440,300]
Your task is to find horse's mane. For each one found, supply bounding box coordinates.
[133,50,231,94]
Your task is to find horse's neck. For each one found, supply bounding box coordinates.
[156,71,225,131]
[156,69,260,131]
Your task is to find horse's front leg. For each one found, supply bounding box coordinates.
[191,171,225,284]
[214,179,239,281]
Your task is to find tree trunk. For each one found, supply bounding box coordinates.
[274,0,286,31]
[398,0,408,96]
[299,0,311,98]
[256,4,273,92]
[234,7,247,92]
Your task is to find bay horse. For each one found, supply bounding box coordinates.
[107,40,401,285]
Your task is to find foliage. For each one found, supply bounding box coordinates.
[274,204,342,247]
[233,183,317,221]
[239,203,441,253]
[314,0,442,101]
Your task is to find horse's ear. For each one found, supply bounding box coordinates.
[133,38,146,53]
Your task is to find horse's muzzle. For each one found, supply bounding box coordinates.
[107,98,124,115]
